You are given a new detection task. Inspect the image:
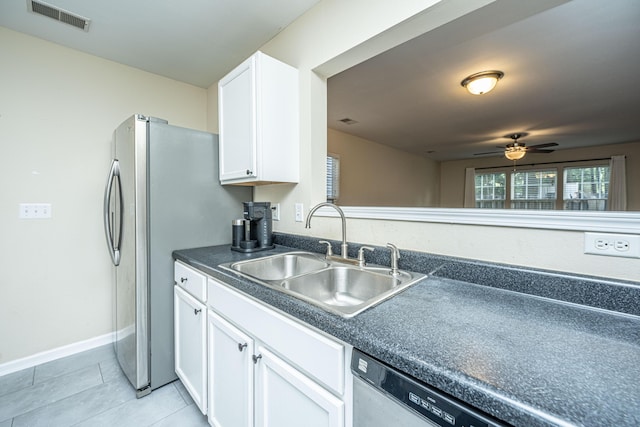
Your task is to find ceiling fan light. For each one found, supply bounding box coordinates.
[461,70,504,95]
[505,149,526,160]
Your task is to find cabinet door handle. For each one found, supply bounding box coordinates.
[238,343,248,352]
[193,308,202,315]
[252,354,262,364]
[246,169,252,175]
[180,277,188,283]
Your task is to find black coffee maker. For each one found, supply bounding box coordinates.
[231,202,275,252]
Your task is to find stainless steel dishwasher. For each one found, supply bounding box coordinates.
[351,349,508,427]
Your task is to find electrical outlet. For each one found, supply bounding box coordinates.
[271,203,280,221]
[295,203,304,222]
[584,232,640,258]
[19,203,52,219]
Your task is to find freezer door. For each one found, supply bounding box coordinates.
[147,120,250,389]
[114,115,150,395]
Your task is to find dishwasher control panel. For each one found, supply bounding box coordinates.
[351,349,507,427]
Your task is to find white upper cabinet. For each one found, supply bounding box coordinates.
[218,51,299,185]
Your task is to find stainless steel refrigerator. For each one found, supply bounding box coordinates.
[103,114,250,397]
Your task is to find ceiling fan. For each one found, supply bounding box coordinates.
[475,133,558,160]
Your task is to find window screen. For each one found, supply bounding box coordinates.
[326,155,340,203]
[563,165,609,210]
[511,169,557,210]
[475,172,506,209]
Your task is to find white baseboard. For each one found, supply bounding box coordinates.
[0,332,115,377]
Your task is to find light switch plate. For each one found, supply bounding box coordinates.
[19,203,52,219]
[295,203,304,222]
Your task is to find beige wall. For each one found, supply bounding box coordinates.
[440,141,640,209]
[327,128,439,206]
[254,0,639,282]
[0,27,207,364]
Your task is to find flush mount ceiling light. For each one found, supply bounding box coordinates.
[461,70,504,95]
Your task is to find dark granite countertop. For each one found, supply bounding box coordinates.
[173,237,640,427]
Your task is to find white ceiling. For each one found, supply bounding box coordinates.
[328,0,640,161]
[0,0,319,88]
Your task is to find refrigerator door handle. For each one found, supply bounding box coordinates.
[104,159,123,266]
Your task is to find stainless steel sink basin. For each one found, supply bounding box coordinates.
[221,251,425,317]
[280,266,420,317]
[226,251,329,281]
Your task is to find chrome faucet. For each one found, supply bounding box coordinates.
[305,202,349,260]
[357,246,375,267]
[387,243,400,276]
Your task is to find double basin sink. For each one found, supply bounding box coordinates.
[221,251,425,317]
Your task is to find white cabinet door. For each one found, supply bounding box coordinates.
[218,51,299,185]
[208,311,254,427]
[174,286,207,414]
[209,277,345,395]
[218,55,256,182]
[255,346,344,427]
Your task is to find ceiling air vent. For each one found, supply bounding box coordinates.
[27,0,91,32]
[338,118,358,125]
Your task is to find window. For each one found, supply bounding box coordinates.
[474,163,611,211]
[326,154,340,203]
[511,169,557,210]
[563,165,609,210]
[475,172,506,208]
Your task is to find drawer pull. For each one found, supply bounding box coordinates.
[252,354,262,364]
[180,277,188,283]
[194,308,202,315]
[238,343,248,352]
[246,169,253,175]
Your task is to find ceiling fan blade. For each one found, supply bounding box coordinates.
[474,151,502,156]
[527,148,555,153]
[528,142,558,149]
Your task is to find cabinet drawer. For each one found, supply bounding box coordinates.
[174,261,207,302]
[208,278,345,396]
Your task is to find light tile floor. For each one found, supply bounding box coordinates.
[0,344,208,427]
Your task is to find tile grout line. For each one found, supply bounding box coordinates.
[173,381,190,406]
[147,385,194,427]
[98,362,105,384]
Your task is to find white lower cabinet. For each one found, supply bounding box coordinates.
[207,277,350,427]
[255,346,344,427]
[174,285,207,414]
[174,259,351,427]
[208,311,254,427]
